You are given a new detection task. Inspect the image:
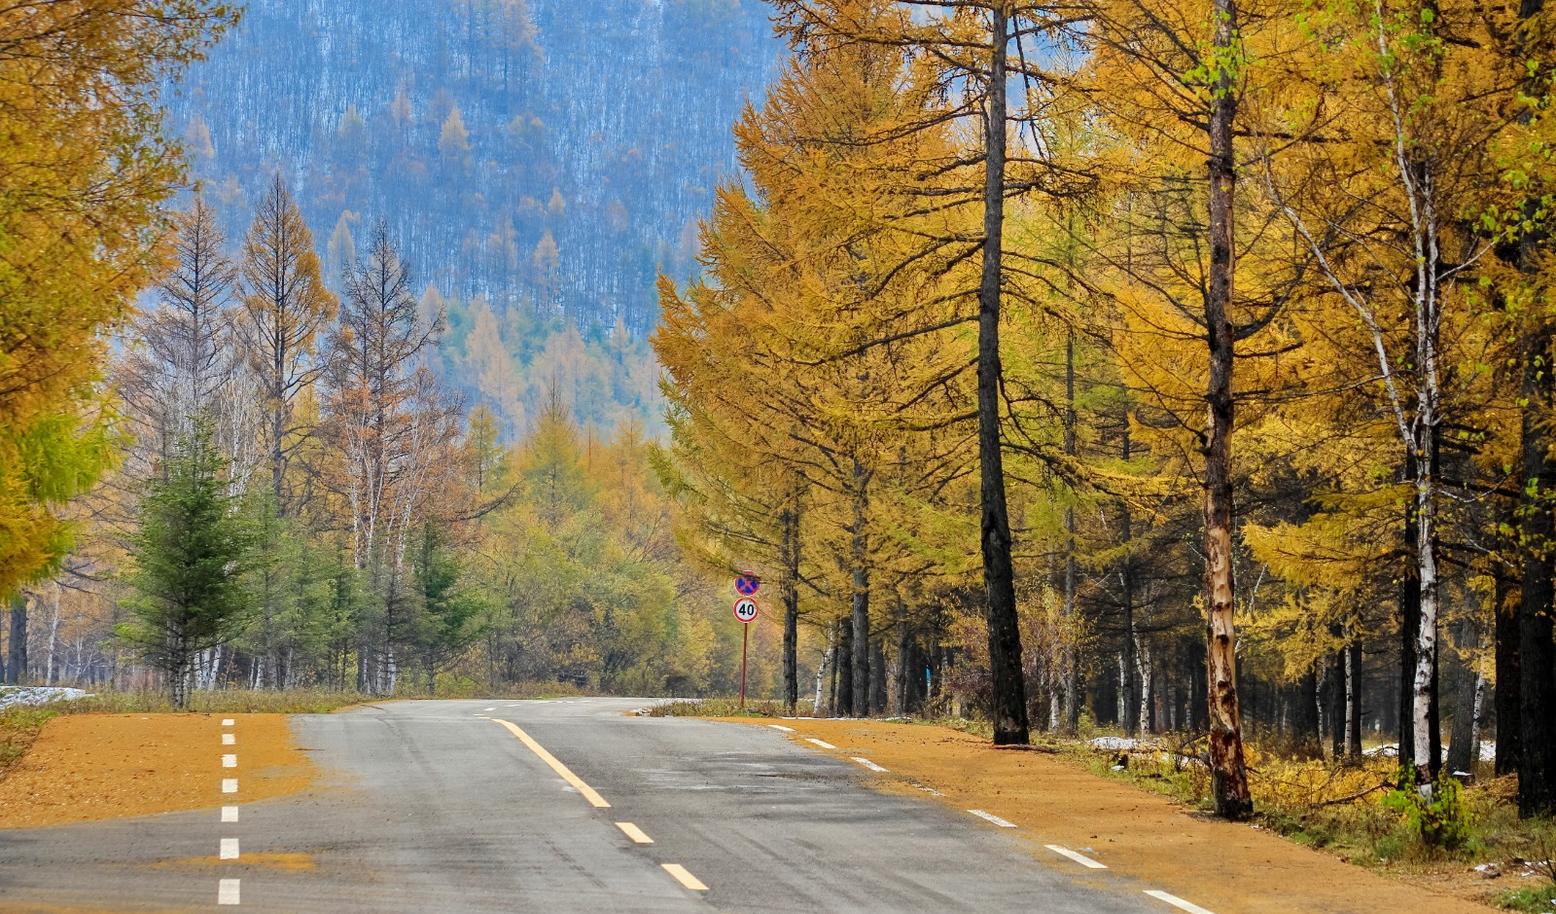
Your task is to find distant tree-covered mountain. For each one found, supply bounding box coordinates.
[168,0,782,433]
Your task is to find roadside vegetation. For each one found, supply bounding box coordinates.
[1071,731,1556,912]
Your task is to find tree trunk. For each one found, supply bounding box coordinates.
[1398,450,1419,766]
[7,592,27,685]
[1062,330,1080,734]
[1120,422,1139,738]
[1202,0,1252,818]
[1137,641,1152,734]
[893,599,911,715]
[849,459,870,718]
[1347,636,1363,759]
[1330,648,1346,760]
[1411,412,1443,787]
[870,639,887,714]
[817,623,834,713]
[1493,574,1520,775]
[975,4,1028,746]
[45,585,60,686]
[1519,327,1556,816]
[1447,619,1481,778]
[780,503,800,715]
[835,616,853,717]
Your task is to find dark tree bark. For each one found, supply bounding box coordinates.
[1494,574,1521,776]
[1519,327,1556,815]
[1347,636,1363,760]
[5,592,24,685]
[1201,0,1252,818]
[870,639,888,714]
[1063,330,1080,734]
[849,458,871,717]
[1293,669,1321,758]
[1446,617,1482,777]
[974,4,1029,745]
[1398,446,1421,770]
[780,502,800,715]
[835,615,854,717]
[1119,421,1140,738]
[893,599,911,715]
[1330,647,1346,760]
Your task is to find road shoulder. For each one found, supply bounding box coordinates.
[0,712,313,828]
[719,717,1491,914]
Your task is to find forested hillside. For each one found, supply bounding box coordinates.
[168,0,782,433]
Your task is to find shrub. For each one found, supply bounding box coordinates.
[1382,771,1474,854]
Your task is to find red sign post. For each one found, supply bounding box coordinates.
[733,596,759,708]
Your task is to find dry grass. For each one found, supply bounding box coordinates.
[0,712,315,828]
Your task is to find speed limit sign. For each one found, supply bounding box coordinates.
[733,597,759,624]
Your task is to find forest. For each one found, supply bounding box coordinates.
[5,0,1556,842]
[651,0,1556,823]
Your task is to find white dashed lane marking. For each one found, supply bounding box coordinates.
[966,809,1017,828]
[767,724,795,732]
[851,757,887,773]
[222,754,237,768]
[221,805,239,823]
[1045,845,1107,869]
[219,838,239,860]
[222,732,235,745]
[804,738,837,750]
[221,719,235,727]
[222,778,238,794]
[1145,890,1215,914]
[218,878,240,905]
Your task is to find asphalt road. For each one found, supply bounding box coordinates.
[0,699,1156,913]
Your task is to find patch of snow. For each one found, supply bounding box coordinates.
[1089,736,1141,751]
[0,686,89,711]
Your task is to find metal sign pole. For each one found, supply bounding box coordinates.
[739,623,749,709]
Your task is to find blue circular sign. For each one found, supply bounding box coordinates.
[735,573,760,596]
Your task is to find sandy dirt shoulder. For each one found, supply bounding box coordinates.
[0,713,314,829]
[722,717,1492,914]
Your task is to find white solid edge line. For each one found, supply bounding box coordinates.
[1045,844,1107,869]
[221,719,235,727]
[221,805,239,823]
[219,837,239,860]
[767,724,795,732]
[851,756,888,773]
[967,808,1017,828]
[661,863,709,891]
[221,778,238,794]
[217,878,240,905]
[805,737,837,750]
[222,754,237,768]
[222,732,235,745]
[615,821,654,844]
[1144,890,1216,914]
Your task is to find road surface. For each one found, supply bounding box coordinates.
[0,699,1166,913]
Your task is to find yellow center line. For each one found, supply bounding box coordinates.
[615,821,654,844]
[491,718,611,808]
[661,863,708,891]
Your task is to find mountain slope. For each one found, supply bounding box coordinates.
[168,0,782,431]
